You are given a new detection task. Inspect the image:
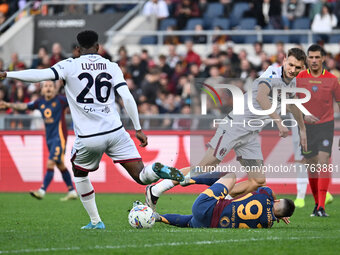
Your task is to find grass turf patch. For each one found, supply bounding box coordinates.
[0,193,339,255]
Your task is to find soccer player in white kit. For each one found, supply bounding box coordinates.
[145,48,308,210]
[0,30,184,229]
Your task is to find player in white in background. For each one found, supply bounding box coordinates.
[145,48,308,211]
[0,30,184,229]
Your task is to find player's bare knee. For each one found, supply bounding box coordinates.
[47,160,55,169]
[56,162,67,171]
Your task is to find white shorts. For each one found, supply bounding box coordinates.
[208,125,263,161]
[71,127,141,172]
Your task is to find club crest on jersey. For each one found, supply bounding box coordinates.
[312,86,318,92]
[52,102,57,107]
[219,216,230,227]
[101,106,111,114]
[219,148,227,157]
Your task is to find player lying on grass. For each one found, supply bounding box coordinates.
[146,48,307,211]
[0,81,77,201]
[154,171,294,228]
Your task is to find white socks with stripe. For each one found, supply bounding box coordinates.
[151,179,175,197]
[139,165,159,184]
[74,176,101,225]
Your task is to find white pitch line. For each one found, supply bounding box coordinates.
[0,236,335,254]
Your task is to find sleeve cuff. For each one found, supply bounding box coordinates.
[114,82,127,92]
[50,67,59,80]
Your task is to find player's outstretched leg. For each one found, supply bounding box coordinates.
[57,163,78,201]
[157,214,193,228]
[145,185,159,211]
[145,148,221,210]
[145,166,191,211]
[73,168,104,229]
[29,189,45,200]
[30,168,54,200]
[152,162,184,182]
[120,160,184,185]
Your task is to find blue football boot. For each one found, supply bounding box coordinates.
[152,162,184,182]
[81,221,106,229]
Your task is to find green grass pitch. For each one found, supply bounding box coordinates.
[1,193,340,255]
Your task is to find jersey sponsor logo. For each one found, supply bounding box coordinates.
[219,216,230,227]
[219,147,227,157]
[83,106,95,113]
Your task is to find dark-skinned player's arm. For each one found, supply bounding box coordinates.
[0,69,55,82]
[117,85,148,147]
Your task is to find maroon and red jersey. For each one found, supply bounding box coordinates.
[297,69,340,124]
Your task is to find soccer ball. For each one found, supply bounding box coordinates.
[128,204,155,229]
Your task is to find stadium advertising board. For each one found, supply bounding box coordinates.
[33,14,125,53]
[1,130,340,193]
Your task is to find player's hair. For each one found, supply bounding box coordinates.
[278,199,295,218]
[287,48,307,63]
[76,30,98,49]
[41,80,56,88]
[307,44,326,56]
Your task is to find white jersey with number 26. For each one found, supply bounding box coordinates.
[51,54,126,137]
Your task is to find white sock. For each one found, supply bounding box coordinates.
[225,194,233,200]
[152,180,175,197]
[74,176,101,225]
[139,165,159,184]
[296,163,308,200]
